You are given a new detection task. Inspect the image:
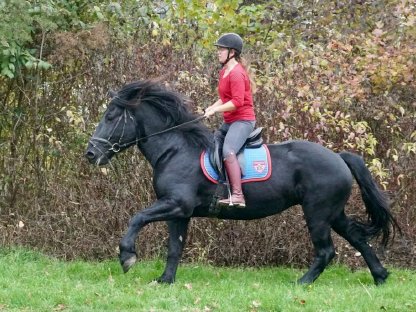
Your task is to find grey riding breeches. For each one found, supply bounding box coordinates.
[216,120,256,159]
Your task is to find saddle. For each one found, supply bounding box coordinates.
[209,127,264,182]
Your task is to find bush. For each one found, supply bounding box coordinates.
[0,0,415,268]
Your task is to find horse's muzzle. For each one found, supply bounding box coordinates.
[85,143,111,166]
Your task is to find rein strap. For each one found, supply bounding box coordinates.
[90,113,206,154]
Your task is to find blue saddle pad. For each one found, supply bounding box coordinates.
[200,144,272,184]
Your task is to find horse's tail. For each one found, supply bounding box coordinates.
[339,151,400,246]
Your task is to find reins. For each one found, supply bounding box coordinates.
[89,111,206,154]
[134,115,206,143]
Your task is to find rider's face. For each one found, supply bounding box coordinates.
[217,47,234,63]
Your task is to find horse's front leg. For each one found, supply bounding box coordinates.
[156,218,190,284]
[119,198,191,274]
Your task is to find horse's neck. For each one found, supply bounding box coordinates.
[137,133,194,168]
[138,140,166,168]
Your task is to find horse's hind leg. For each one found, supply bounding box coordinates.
[298,224,335,284]
[331,212,388,285]
[298,219,335,284]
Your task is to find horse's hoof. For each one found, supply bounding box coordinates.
[155,276,175,284]
[374,276,388,286]
[296,278,313,285]
[374,269,389,285]
[121,255,137,273]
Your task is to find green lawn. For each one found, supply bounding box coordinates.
[0,248,414,311]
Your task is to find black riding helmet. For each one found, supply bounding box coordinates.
[214,33,244,54]
[214,33,243,66]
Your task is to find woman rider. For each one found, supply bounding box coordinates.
[204,33,256,208]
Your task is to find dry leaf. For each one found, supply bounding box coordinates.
[372,29,384,37]
[184,283,192,290]
[53,304,66,311]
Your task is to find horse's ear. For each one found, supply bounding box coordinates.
[108,90,117,99]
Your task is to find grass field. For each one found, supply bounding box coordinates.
[0,248,414,312]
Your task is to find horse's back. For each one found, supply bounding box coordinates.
[267,140,353,195]
[269,140,350,169]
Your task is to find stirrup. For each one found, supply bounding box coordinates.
[218,197,232,206]
[218,197,246,208]
[232,201,246,208]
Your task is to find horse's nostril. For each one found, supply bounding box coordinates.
[85,150,95,160]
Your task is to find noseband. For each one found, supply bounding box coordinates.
[88,108,205,157]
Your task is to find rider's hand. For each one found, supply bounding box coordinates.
[204,107,216,118]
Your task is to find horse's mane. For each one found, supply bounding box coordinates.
[111,80,213,149]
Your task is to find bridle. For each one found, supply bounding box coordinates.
[88,108,206,157]
[88,109,136,156]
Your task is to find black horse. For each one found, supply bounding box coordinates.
[85,80,399,285]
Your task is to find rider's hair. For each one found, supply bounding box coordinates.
[235,54,257,94]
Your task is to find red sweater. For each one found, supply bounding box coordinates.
[218,63,256,123]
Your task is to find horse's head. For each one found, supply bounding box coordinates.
[85,80,212,166]
[85,91,138,166]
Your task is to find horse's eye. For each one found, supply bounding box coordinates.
[105,106,118,121]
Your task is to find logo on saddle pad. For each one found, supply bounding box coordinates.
[200,144,272,184]
[253,160,266,173]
